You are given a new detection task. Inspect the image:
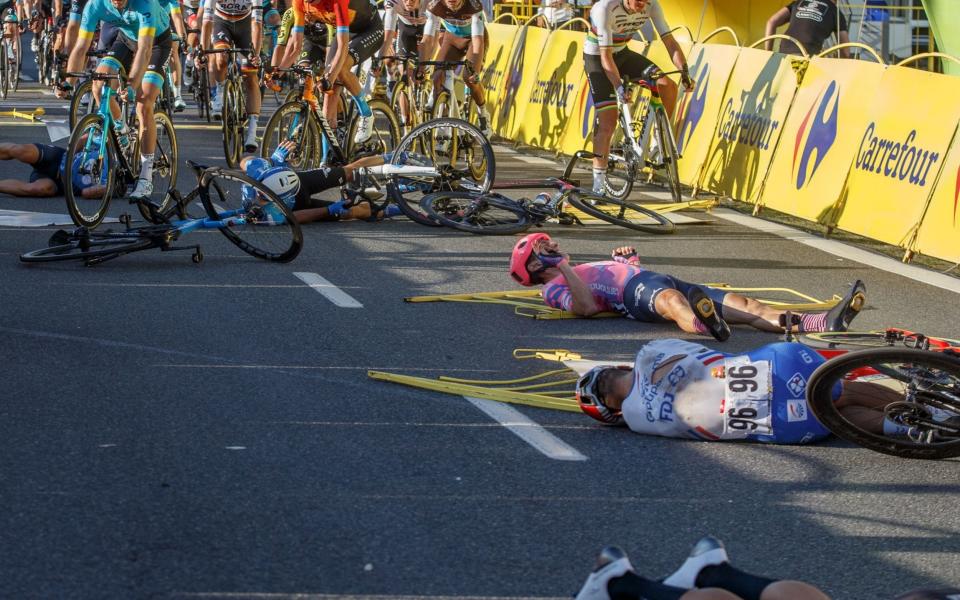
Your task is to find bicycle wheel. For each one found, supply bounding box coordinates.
[807,348,960,459]
[64,113,116,228]
[221,79,242,167]
[199,168,303,262]
[136,111,180,222]
[68,78,95,130]
[652,108,682,202]
[344,98,401,160]
[801,331,960,351]
[20,234,152,263]
[605,140,638,201]
[463,97,491,181]
[567,190,675,234]
[421,191,531,235]
[260,100,322,169]
[195,67,210,121]
[0,42,7,100]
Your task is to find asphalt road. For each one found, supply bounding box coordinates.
[1,45,959,599]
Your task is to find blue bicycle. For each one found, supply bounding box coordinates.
[63,71,179,228]
[21,162,303,265]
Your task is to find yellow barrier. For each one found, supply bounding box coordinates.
[911,130,960,263]
[482,22,521,133]
[673,43,741,187]
[514,28,587,150]
[496,23,551,139]
[757,57,886,222]
[831,65,960,249]
[698,48,803,202]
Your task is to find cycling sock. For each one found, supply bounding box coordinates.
[607,572,686,600]
[247,114,259,130]
[353,95,372,118]
[883,417,914,437]
[694,563,776,600]
[798,312,828,332]
[174,83,181,97]
[692,318,710,336]
[139,153,154,181]
[592,167,607,193]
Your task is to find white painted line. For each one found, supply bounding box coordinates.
[714,208,960,295]
[511,154,558,166]
[463,396,587,461]
[20,73,35,82]
[173,593,568,599]
[156,364,497,372]
[0,209,118,227]
[293,272,364,308]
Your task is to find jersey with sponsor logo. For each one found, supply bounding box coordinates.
[384,0,426,30]
[584,0,669,55]
[78,0,169,41]
[541,261,643,316]
[277,6,329,43]
[621,339,831,444]
[291,0,374,33]
[781,0,848,56]
[423,0,483,38]
[203,0,265,23]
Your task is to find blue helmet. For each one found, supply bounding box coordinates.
[68,151,108,194]
[3,12,18,23]
[242,159,299,209]
[244,157,272,180]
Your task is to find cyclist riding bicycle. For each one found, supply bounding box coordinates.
[420,0,491,137]
[509,233,866,341]
[201,0,267,151]
[61,0,175,201]
[268,5,327,70]
[379,0,425,88]
[1,9,20,70]
[584,0,692,194]
[280,0,383,144]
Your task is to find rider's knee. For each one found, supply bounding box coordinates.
[30,178,58,197]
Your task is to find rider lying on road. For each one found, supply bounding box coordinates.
[240,141,402,223]
[0,142,106,199]
[509,233,866,341]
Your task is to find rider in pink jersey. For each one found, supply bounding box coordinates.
[509,233,866,341]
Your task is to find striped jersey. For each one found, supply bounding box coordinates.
[584,0,669,55]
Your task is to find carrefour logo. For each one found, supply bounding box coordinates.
[792,80,839,189]
[676,63,709,155]
[855,124,942,187]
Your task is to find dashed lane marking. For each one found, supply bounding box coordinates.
[173,594,567,599]
[463,397,587,461]
[0,209,117,227]
[293,272,364,308]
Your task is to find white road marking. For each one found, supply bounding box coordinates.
[293,272,363,308]
[714,208,960,295]
[156,364,497,372]
[173,594,567,599]
[511,154,558,166]
[0,209,119,227]
[224,446,246,450]
[463,396,587,462]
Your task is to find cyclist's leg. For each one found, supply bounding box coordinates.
[97,37,130,124]
[209,16,232,108]
[132,32,172,196]
[169,38,184,104]
[0,143,59,196]
[340,17,383,97]
[430,33,467,103]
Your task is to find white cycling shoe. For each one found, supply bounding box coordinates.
[244,126,259,152]
[575,546,635,600]
[477,107,493,139]
[174,96,186,112]
[354,115,374,144]
[662,535,729,589]
[129,178,154,202]
[210,94,223,115]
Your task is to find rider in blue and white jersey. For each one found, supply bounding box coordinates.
[60,0,174,202]
[575,338,896,444]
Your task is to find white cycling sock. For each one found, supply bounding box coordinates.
[140,153,155,182]
[247,114,259,131]
[883,418,913,437]
[592,167,607,193]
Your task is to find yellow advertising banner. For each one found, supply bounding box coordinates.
[699,47,804,203]
[833,66,960,248]
[497,25,551,139]
[672,43,740,186]
[481,22,519,130]
[758,57,886,222]
[514,29,587,151]
[912,127,960,263]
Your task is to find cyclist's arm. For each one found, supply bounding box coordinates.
[837,30,850,58]
[199,0,213,49]
[323,0,350,81]
[128,30,157,91]
[250,0,263,56]
[591,5,622,93]
[64,2,95,88]
[469,12,483,62]
[271,7,291,67]
[544,266,601,316]
[279,0,303,68]
[661,32,689,84]
[169,2,186,40]
[764,7,789,51]
[379,4,396,57]
[419,11,436,60]
[598,47,622,95]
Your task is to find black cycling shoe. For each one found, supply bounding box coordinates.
[825,279,866,332]
[687,286,730,342]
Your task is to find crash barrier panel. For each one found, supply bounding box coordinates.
[483,20,523,133]
[911,129,960,264]
[756,56,886,222]
[495,22,551,139]
[696,44,806,203]
[831,63,960,254]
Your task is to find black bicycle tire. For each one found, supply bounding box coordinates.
[199,169,303,262]
[800,331,960,351]
[604,141,637,201]
[344,97,401,160]
[567,191,675,234]
[654,108,682,203]
[0,42,7,100]
[261,101,323,169]
[221,79,241,167]
[20,236,153,263]
[421,191,531,235]
[68,78,95,130]
[137,111,180,222]
[64,113,116,229]
[807,348,960,459]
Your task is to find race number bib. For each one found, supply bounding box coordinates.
[722,357,773,438]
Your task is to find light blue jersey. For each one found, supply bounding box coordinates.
[78,0,169,42]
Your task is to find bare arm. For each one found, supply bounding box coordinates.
[765,7,790,51]
[556,263,601,316]
[599,47,621,95]
[279,30,302,68]
[325,29,349,81]
[128,33,155,89]
[838,30,850,58]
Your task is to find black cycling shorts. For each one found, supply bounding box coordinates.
[395,20,422,57]
[621,271,728,323]
[30,144,66,195]
[292,166,347,211]
[299,37,326,64]
[213,15,254,55]
[327,11,383,67]
[584,48,658,110]
[104,29,173,85]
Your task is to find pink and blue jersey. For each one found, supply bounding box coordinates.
[541,261,643,316]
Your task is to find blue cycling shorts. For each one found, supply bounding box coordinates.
[621,271,729,323]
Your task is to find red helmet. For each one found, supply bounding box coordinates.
[576,366,626,425]
[509,232,551,286]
